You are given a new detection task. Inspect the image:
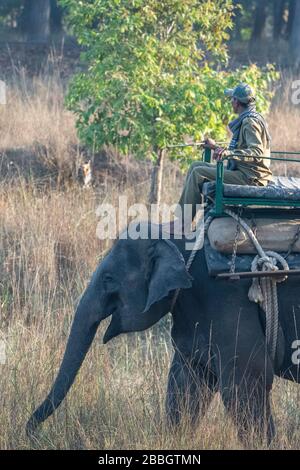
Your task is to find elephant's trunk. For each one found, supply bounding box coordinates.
[26,287,101,436]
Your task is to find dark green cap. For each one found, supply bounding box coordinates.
[224,83,255,104]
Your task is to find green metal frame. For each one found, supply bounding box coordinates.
[204,147,212,163]
[204,150,300,216]
[165,142,300,217]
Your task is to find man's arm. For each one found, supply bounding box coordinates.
[222,117,267,162]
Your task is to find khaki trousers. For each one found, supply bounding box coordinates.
[176,161,249,219]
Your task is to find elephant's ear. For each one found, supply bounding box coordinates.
[143,239,193,313]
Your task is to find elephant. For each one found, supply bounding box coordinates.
[26,222,300,444]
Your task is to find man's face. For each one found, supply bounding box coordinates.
[231,96,239,113]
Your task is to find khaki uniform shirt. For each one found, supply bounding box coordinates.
[223,116,272,186]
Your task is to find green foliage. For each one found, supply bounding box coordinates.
[60,0,278,165]
[232,0,257,41]
[173,63,278,166]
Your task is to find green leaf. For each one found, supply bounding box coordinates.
[62,0,278,163]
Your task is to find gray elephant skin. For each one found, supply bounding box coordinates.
[26,223,300,444]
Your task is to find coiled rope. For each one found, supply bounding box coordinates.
[224,209,289,362]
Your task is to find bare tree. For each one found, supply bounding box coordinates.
[251,0,268,42]
[290,0,300,67]
[50,0,63,34]
[287,0,296,38]
[273,0,286,40]
[21,0,51,43]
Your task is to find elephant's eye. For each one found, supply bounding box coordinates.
[103,274,119,293]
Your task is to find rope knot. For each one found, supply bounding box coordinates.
[258,255,278,274]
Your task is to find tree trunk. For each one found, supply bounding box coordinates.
[232,1,242,41]
[251,0,268,42]
[290,0,300,67]
[273,0,286,40]
[50,0,63,34]
[149,149,165,211]
[21,0,51,43]
[287,0,296,39]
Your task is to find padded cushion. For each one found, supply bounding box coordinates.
[207,216,300,254]
[223,182,300,200]
[203,176,300,201]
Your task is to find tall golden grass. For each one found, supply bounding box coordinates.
[1,67,300,449]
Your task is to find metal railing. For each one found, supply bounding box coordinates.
[165,143,300,215]
[214,151,300,215]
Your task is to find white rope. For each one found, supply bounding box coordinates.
[224,208,289,362]
[169,216,212,313]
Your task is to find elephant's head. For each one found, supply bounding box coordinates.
[26,223,192,434]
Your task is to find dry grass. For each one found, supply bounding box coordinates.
[1,66,300,450]
[269,72,300,176]
[0,72,75,150]
[0,64,80,187]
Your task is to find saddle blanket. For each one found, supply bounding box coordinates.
[204,237,300,276]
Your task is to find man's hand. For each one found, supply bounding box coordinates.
[213,147,225,161]
[204,138,217,150]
